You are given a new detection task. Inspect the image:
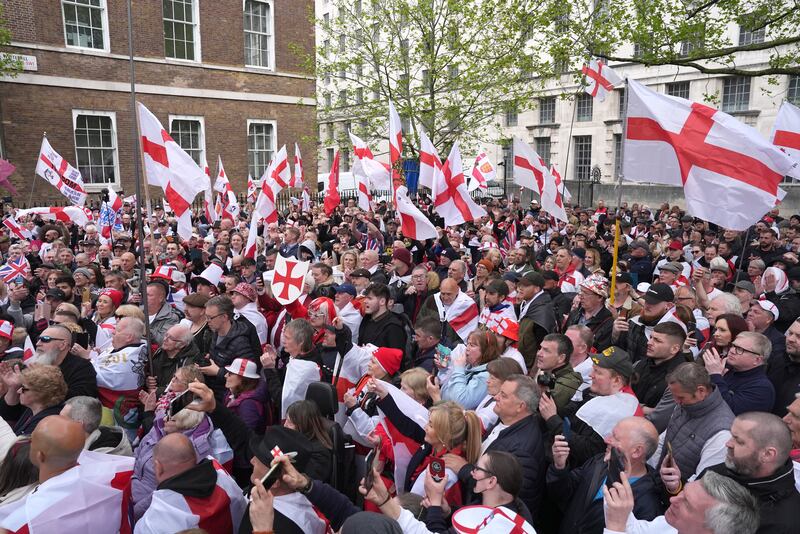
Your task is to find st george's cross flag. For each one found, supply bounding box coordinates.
[3,216,32,240]
[417,129,440,191]
[433,143,486,226]
[324,150,341,217]
[35,137,88,207]
[214,157,240,221]
[581,58,622,102]
[432,290,479,343]
[388,100,404,193]
[469,152,495,192]
[771,101,800,178]
[550,163,572,203]
[281,358,321,420]
[17,206,93,226]
[389,119,437,240]
[201,157,217,225]
[349,131,391,190]
[512,138,568,222]
[270,145,292,189]
[137,102,206,240]
[246,174,258,203]
[291,143,304,187]
[623,79,796,231]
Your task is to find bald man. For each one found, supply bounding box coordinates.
[418,278,478,346]
[135,433,247,534]
[549,417,662,533]
[30,415,85,483]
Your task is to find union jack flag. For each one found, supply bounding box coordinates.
[0,255,30,283]
[501,218,519,251]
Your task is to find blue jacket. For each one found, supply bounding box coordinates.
[441,363,489,410]
[710,365,775,415]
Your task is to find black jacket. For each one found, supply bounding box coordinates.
[766,351,800,417]
[457,414,546,515]
[149,340,204,396]
[208,318,262,399]
[631,355,686,408]
[563,306,614,352]
[60,352,98,399]
[0,403,64,435]
[547,453,663,534]
[545,287,574,330]
[358,310,407,352]
[704,461,800,534]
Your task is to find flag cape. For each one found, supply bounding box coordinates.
[281,358,321,419]
[35,137,87,206]
[272,493,328,534]
[433,291,479,343]
[17,206,92,226]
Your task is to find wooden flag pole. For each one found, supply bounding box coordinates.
[609,78,629,307]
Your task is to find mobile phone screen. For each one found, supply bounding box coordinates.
[606,447,625,488]
[168,390,196,418]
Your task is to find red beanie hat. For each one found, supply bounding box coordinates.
[99,288,123,308]
[373,347,403,376]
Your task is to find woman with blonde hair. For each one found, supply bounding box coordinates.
[115,304,146,323]
[337,249,360,284]
[400,368,431,406]
[0,365,67,435]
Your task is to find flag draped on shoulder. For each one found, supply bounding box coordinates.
[433,143,486,226]
[512,138,568,222]
[377,381,430,492]
[137,102,206,240]
[772,101,800,179]
[323,150,341,217]
[581,58,622,102]
[35,137,88,206]
[469,152,494,192]
[433,291,479,343]
[17,206,92,226]
[281,358,321,419]
[623,79,793,231]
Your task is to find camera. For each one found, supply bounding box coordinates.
[536,371,557,390]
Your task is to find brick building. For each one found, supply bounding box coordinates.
[0,0,316,206]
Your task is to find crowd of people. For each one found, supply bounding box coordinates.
[0,191,796,534]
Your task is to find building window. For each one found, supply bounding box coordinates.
[72,111,118,186]
[324,92,332,108]
[614,134,622,179]
[576,94,593,122]
[539,97,556,124]
[327,148,335,172]
[535,137,551,167]
[338,89,347,107]
[617,89,626,117]
[341,149,351,172]
[355,88,364,105]
[169,116,205,166]
[666,81,690,99]
[163,0,199,61]
[788,75,800,106]
[62,0,108,51]
[244,0,273,68]
[573,135,592,181]
[722,76,751,112]
[738,21,765,46]
[505,106,518,127]
[501,142,513,181]
[247,121,276,179]
[339,35,347,54]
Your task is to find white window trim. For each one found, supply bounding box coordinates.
[71,109,120,190]
[61,0,111,53]
[243,0,276,71]
[246,119,278,177]
[168,114,206,165]
[163,0,202,63]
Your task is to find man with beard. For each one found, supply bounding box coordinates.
[744,228,787,269]
[767,319,800,416]
[611,283,675,363]
[31,325,97,399]
[665,412,800,534]
[358,283,407,351]
[542,271,574,327]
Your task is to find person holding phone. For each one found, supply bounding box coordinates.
[547,417,662,534]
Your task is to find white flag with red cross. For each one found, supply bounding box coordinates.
[388,100,404,194]
[418,130,440,190]
[35,137,88,207]
[137,102,206,239]
[3,216,31,240]
[771,101,800,179]
[550,163,572,203]
[395,184,438,241]
[201,157,217,224]
[512,138,568,222]
[623,79,794,231]
[349,131,391,191]
[581,59,622,102]
[247,174,258,203]
[214,157,240,221]
[270,145,291,189]
[433,142,486,226]
[272,254,310,306]
[17,206,93,226]
[291,143,304,187]
[469,152,494,192]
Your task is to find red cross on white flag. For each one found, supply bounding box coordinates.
[771,101,800,180]
[624,79,795,231]
[16,206,93,226]
[432,142,486,226]
[469,152,494,192]
[581,59,622,102]
[271,254,310,306]
[291,142,304,187]
[271,446,283,458]
[512,138,568,222]
[35,137,88,207]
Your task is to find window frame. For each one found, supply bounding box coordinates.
[573,135,592,181]
[788,75,800,106]
[163,0,202,63]
[243,0,275,70]
[666,81,691,100]
[246,119,277,179]
[61,0,110,53]
[721,76,751,113]
[168,115,206,167]
[535,137,551,167]
[539,96,556,124]
[71,109,120,190]
[576,93,593,122]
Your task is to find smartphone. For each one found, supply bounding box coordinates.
[664,442,675,468]
[75,331,90,349]
[618,308,629,320]
[606,447,625,488]
[436,344,451,368]
[562,417,572,441]
[250,451,298,498]
[429,458,446,483]
[363,442,381,491]
[168,389,197,418]
[81,287,91,304]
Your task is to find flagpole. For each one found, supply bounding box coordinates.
[126,0,154,377]
[608,78,629,305]
[562,87,581,204]
[27,134,43,208]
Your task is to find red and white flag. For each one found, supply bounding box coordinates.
[214,157,240,221]
[281,358,321,419]
[771,101,800,179]
[270,145,291,189]
[3,216,31,240]
[624,79,794,231]
[35,137,88,206]
[512,138,568,222]
[246,174,258,203]
[272,254,310,306]
[388,100,404,193]
[137,102,206,239]
[0,450,133,534]
[433,142,486,226]
[433,290,479,343]
[349,131,391,190]
[418,130,440,190]
[202,158,217,224]
[0,255,30,283]
[324,150,341,217]
[395,185,437,241]
[376,381,429,490]
[17,206,92,226]
[355,169,373,212]
[291,143,304,187]
[301,185,311,212]
[135,459,247,534]
[581,58,622,102]
[469,152,495,192]
[550,163,572,203]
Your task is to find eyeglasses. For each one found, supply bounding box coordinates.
[38,335,67,344]
[729,343,761,357]
[205,313,225,321]
[471,465,495,479]
[18,385,30,393]
[308,312,326,319]
[114,314,126,320]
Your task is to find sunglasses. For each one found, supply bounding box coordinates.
[471,465,496,479]
[38,335,67,343]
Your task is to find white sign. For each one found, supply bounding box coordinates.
[0,53,37,71]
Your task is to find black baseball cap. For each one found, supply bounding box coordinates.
[591,346,634,379]
[643,283,674,304]
[517,271,545,288]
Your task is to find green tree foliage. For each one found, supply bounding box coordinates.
[0,5,23,76]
